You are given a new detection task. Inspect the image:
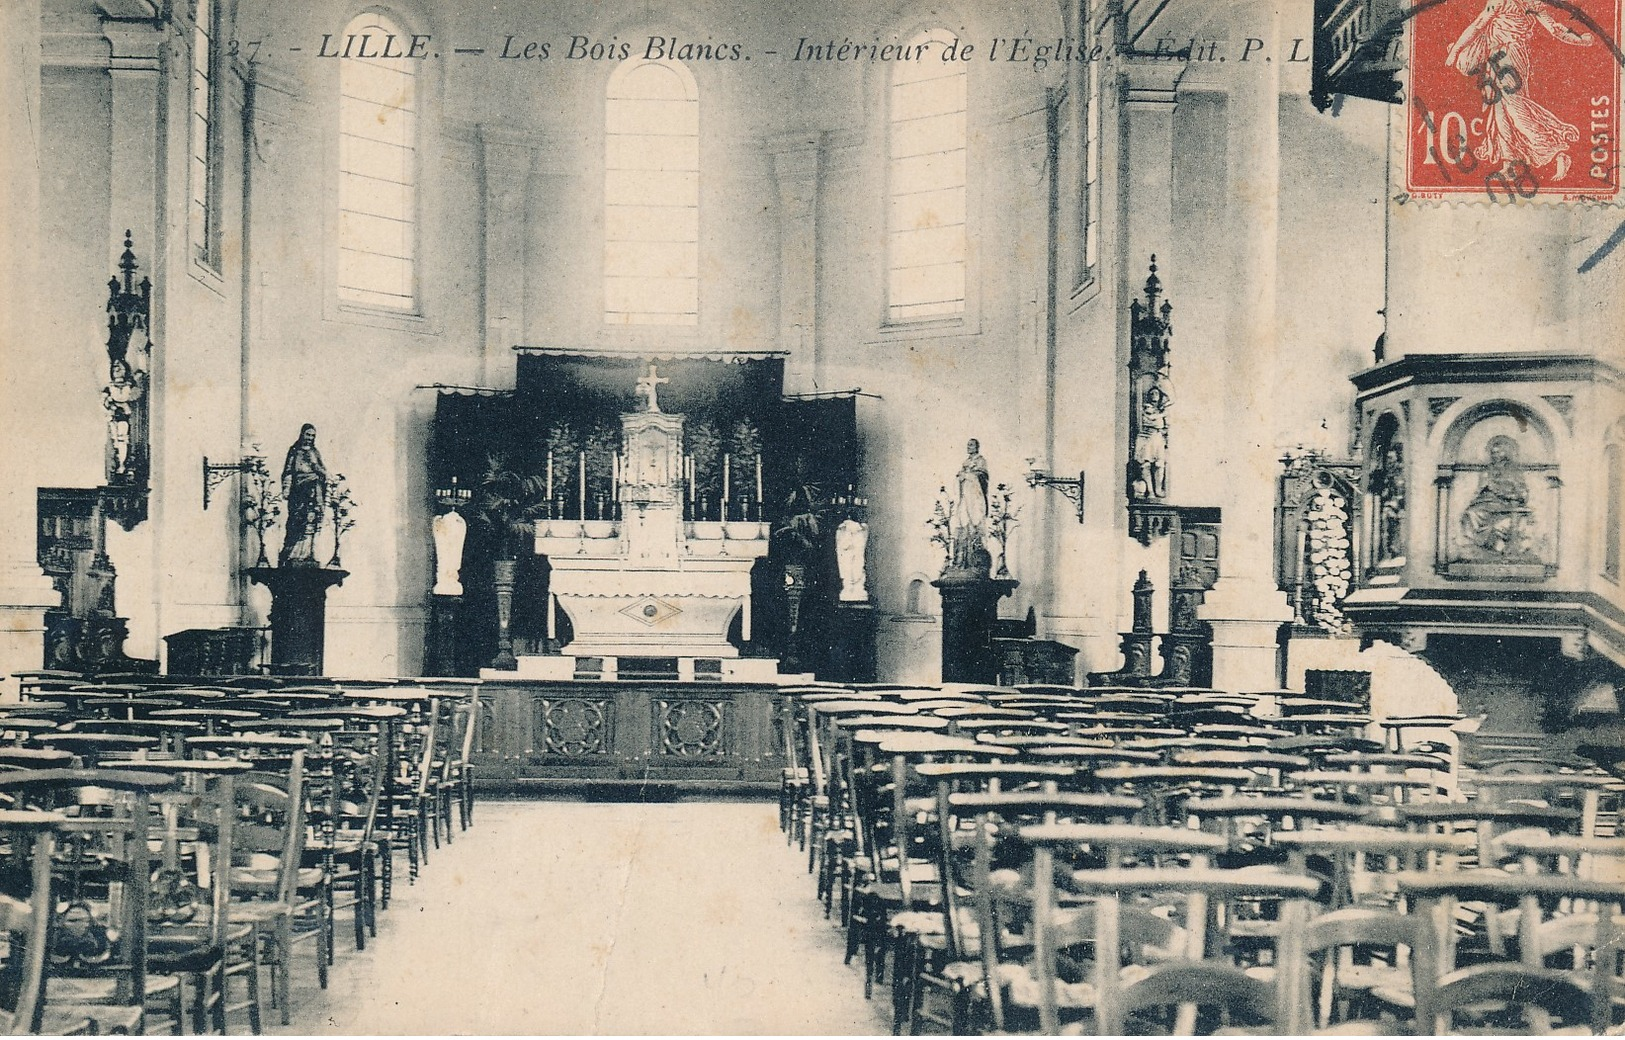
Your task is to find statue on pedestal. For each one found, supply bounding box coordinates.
[951,439,990,571]
[1132,372,1171,501]
[103,358,147,483]
[432,509,467,596]
[279,424,328,567]
[835,517,868,602]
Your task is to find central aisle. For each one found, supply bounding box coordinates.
[276,800,891,1035]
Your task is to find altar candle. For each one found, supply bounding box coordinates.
[755,456,763,507]
[546,451,554,501]
[612,453,620,493]
[723,454,731,521]
[686,456,695,503]
[578,452,586,520]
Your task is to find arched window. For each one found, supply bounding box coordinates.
[605,58,699,326]
[189,0,222,268]
[337,11,418,311]
[888,30,967,323]
[1076,0,1101,284]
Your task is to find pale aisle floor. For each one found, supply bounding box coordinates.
[274,800,891,1035]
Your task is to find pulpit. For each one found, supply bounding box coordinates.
[509,370,778,682]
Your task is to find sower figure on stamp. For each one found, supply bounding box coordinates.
[1446,0,1594,181]
[280,423,329,566]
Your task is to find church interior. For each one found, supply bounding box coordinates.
[0,0,1623,1033]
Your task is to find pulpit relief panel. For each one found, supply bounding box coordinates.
[1435,402,1559,580]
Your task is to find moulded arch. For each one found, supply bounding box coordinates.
[1438,398,1558,464]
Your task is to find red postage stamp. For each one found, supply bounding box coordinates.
[1407,0,1622,200]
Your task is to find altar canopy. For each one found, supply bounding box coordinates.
[430,350,862,676]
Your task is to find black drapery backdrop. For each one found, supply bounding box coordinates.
[429,353,860,676]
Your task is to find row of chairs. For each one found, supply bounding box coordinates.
[773,681,1624,1035]
[0,671,483,1034]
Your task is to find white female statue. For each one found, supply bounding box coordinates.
[432,509,468,596]
[835,517,869,602]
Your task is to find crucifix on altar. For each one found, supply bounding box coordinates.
[636,364,670,413]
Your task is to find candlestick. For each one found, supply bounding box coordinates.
[722,453,731,522]
[578,452,586,521]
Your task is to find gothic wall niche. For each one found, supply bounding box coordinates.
[1276,452,1361,634]
[1363,411,1406,577]
[1435,402,1559,580]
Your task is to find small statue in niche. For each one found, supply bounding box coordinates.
[102,358,147,482]
[1131,371,1171,501]
[1369,441,1407,562]
[279,424,329,567]
[953,439,990,567]
[835,517,869,602]
[1460,434,1536,558]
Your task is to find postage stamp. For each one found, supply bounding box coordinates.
[1407,0,1622,200]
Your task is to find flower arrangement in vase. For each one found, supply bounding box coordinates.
[241,454,282,568]
[985,483,1020,579]
[325,474,358,568]
[926,486,956,574]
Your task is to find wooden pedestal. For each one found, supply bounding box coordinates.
[246,566,347,677]
[933,570,1019,684]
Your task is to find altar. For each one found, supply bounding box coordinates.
[430,348,873,685]
[514,366,779,682]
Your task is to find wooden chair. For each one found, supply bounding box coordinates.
[891,763,1081,1033]
[1424,964,1596,1034]
[1063,866,1323,1035]
[0,809,87,1035]
[140,761,247,1034]
[0,767,177,1034]
[1291,905,1430,1031]
[229,752,330,1024]
[292,704,406,917]
[1396,869,1625,1034]
[842,733,1018,999]
[1272,827,1475,909]
[325,727,389,952]
[951,821,1223,1034]
[1473,771,1621,838]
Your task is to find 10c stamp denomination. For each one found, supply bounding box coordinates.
[1408,0,1621,200]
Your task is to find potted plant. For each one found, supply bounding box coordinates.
[474,455,548,670]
